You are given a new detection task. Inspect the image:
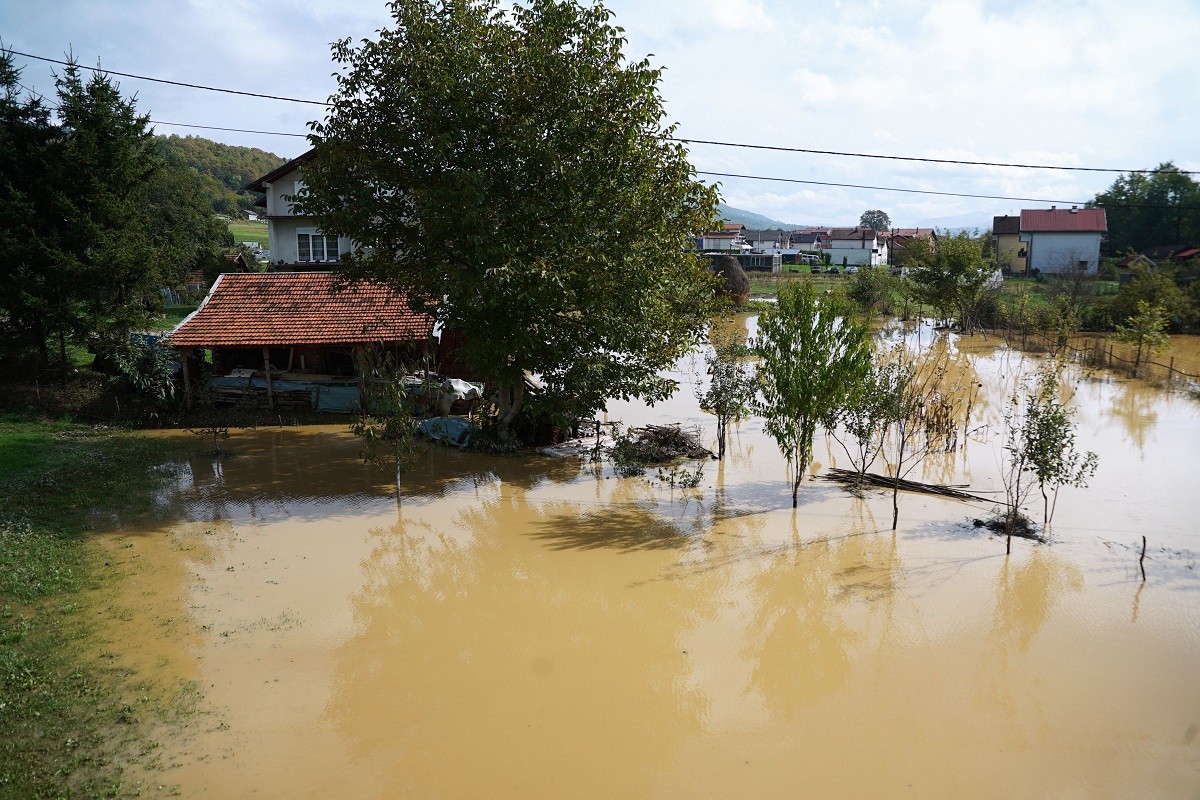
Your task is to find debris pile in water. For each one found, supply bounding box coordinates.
[610,424,712,476]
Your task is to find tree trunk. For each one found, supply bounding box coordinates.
[791,472,801,509]
[58,331,68,383]
[892,483,900,531]
[716,415,727,461]
[497,378,524,437]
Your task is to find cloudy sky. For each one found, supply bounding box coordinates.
[3,0,1197,227]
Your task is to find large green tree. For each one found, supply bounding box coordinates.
[53,60,162,345]
[0,52,63,366]
[297,0,720,434]
[1092,163,1200,254]
[859,209,890,231]
[0,52,229,372]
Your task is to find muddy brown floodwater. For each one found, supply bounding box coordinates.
[95,322,1200,798]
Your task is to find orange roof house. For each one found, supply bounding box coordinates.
[170,272,436,409]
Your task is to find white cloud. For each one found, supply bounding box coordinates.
[2,0,1196,224]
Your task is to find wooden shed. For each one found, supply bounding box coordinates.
[169,272,436,410]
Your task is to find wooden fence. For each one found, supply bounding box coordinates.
[986,327,1200,388]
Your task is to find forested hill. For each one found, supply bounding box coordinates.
[154,134,286,216]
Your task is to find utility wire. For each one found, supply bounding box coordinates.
[17,81,309,138]
[9,47,1194,177]
[676,138,1197,176]
[152,120,308,137]
[697,170,1091,205]
[7,48,332,107]
[11,54,1199,209]
[696,171,1200,211]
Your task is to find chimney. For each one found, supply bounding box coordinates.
[1070,205,1078,214]
[1050,205,1056,210]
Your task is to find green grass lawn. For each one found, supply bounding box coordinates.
[747,270,846,296]
[228,219,270,249]
[0,415,190,797]
[157,304,200,332]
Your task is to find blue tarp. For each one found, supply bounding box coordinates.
[417,416,478,448]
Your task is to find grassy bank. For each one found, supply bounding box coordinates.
[0,415,185,798]
[227,219,269,249]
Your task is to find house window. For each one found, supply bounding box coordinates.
[297,232,340,262]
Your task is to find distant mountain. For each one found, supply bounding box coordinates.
[913,210,1001,234]
[719,203,809,230]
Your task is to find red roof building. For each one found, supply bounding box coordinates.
[170,272,433,349]
[1018,207,1107,275]
[1019,207,1107,233]
[169,272,436,408]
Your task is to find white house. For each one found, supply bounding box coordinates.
[699,231,747,252]
[247,150,354,269]
[828,227,888,267]
[791,230,825,253]
[1018,207,1107,275]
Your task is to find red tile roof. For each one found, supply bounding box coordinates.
[1020,208,1107,233]
[169,272,434,348]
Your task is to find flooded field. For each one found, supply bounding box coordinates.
[94,322,1200,798]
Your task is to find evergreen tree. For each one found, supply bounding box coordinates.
[0,51,65,367]
[53,60,162,343]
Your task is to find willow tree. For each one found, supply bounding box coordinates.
[298,0,719,437]
[754,283,872,508]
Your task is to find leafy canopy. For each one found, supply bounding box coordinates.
[859,209,890,232]
[0,51,229,370]
[1091,163,1200,255]
[297,0,720,427]
[904,231,997,331]
[754,283,872,507]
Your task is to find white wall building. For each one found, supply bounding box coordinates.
[248,150,354,268]
[1018,207,1107,275]
[828,228,887,267]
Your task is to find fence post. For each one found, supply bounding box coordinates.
[1169,357,1175,386]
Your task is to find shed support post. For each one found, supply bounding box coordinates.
[354,345,366,414]
[181,347,193,411]
[263,346,275,410]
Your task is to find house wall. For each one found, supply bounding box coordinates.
[264,167,303,217]
[1020,231,1102,274]
[268,217,353,265]
[701,236,739,251]
[994,232,1027,273]
[829,237,885,266]
[263,166,353,264]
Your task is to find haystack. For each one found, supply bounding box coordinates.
[712,255,750,305]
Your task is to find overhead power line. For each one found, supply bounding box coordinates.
[9,47,1194,177]
[696,171,1200,211]
[7,48,331,107]
[10,50,1199,209]
[697,170,1091,205]
[152,120,308,137]
[676,138,1197,176]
